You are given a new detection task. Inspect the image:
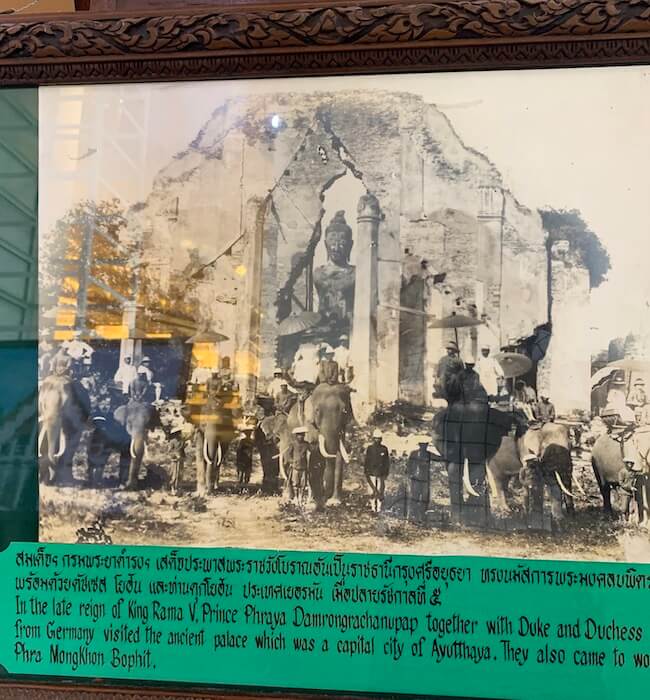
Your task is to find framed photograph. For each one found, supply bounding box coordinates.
[1,2,650,699]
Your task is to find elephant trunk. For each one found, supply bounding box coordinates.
[45,422,61,464]
[463,458,480,498]
[319,434,337,459]
[555,471,575,498]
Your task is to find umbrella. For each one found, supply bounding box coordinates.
[494,352,532,379]
[277,311,320,337]
[605,358,650,372]
[591,365,620,389]
[185,330,229,344]
[428,312,484,348]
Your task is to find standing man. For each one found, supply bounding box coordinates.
[364,429,391,512]
[406,436,432,523]
[235,428,255,489]
[435,340,464,400]
[286,426,310,505]
[474,345,504,398]
[137,356,154,382]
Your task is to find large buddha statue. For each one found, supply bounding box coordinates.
[313,211,356,338]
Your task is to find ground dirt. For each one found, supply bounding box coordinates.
[40,429,650,562]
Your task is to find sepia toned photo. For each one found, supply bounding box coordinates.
[38,68,650,561]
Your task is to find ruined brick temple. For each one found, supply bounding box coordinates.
[128,91,593,415]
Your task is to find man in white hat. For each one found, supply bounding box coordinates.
[434,340,464,400]
[474,344,503,399]
[317,347,340,385]
[114,355,138,395]
[267,368,297,406]
[363,429,391,511]
[627,378,647,423]
[334,334,353,383]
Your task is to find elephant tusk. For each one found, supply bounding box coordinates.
[555,471,575,499]
[130,438,137,460]
[55,430,66,459]
[572,473,586,496]
[279,451,287,480]
[339,440,350,463]
[38,426,46,458]
[217,441,223,466]
[203,436,211,466]
[485,460,498,499]
[463,458,480,498]
[319,434,337,459]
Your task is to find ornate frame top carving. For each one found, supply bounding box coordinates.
[0,1,649,84]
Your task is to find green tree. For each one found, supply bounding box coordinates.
[539,208,610,288]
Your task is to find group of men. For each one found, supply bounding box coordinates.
[434,339,554,425]
[605,375,649,426]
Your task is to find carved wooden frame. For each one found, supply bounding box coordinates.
[1,0,649,697]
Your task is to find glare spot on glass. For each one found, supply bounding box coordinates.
[271,114,281,129]
[235,264,247,277]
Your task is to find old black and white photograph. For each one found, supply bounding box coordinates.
[38,68,650,561]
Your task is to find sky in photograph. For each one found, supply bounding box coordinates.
[39,66,650,353]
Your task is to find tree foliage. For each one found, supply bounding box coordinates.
[539,208,610,288]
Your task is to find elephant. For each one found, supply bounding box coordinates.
[113,398,160,490]
[38,374,91,484]
[592,430,650,525]
[260,382,352,505]
[487,423,576,524]
[432,397,520,527]
[194,395,238,496]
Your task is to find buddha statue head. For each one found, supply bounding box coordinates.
[324,211,353,267]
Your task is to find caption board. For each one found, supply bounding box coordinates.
[3,543,650,698]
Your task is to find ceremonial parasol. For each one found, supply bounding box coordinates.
[277,311,320,337]
[494,352,533,379]
[185,330,229,344]
[428,312,484,348]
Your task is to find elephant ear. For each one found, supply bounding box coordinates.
[113,404,127,427]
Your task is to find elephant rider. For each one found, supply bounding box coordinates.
[334,334,353,383]
[268,368,297,409]
[51,352,72,378]
[286,426,311,504]
[513,380,537,423]
[317,349,340,385]
[275,382,298,414]
[114,356,138,395]
[537,395,556,423]
[474,344,503,399]
[627,378,647,423]
[128,373,155,404]
[364,429,390,511]
[434,341,464,400]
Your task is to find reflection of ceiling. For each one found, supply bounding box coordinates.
[0,90,37,342]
